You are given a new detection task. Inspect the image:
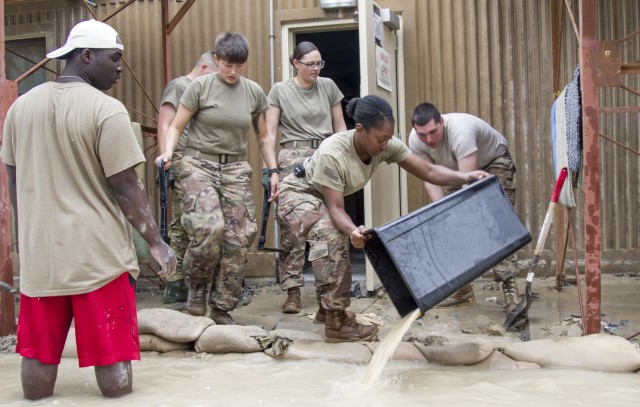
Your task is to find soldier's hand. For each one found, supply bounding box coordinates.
[150,241,177,279]
[464,170,490,184]
[349,225,367,249]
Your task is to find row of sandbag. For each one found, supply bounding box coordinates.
[134,309,640,373]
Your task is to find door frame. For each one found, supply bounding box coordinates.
[280,6,407,292]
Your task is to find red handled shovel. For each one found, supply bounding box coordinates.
[504,167,568,328]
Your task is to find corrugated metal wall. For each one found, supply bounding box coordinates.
[93,0,274,249]
[4,0,638,263]
[555,0,639,254]
[100,0,272,124]
[407,0,556,250]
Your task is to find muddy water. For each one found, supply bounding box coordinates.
[363,308,422,384]
[0,353,638,406]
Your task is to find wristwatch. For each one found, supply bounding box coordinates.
[267,168,280,176]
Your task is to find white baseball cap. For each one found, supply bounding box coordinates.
[46,19,124,59]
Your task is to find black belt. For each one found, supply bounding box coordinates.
[281,140,321,149]
[183,147,245,164]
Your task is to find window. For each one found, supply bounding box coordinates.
[6,37,47,96]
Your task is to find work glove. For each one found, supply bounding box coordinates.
[261,168,271,193]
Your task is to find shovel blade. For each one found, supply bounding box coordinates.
[504,280,533,328]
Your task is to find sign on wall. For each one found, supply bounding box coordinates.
[375,45,392,91]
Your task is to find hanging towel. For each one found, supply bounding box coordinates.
[552,66,582,208]
[565,66,582,173]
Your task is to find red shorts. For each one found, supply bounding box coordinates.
[16,273,140,367]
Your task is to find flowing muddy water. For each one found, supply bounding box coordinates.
[363,308,423,384]
[0,352,638,406]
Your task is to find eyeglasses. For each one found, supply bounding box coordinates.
[298,60,325,69]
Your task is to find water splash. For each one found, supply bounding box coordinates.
[362,308,423,384]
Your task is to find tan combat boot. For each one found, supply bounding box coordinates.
[186,284,207,316]
[282,287,302,314]
[502,278,522,315]
[324,310,378,342]
[435,283,475,308]
[210,308,237,325]
[313,306,355,324]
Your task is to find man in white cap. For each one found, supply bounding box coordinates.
[1,19,176,400]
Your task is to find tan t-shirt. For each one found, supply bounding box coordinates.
[305,129,411,197]
[160,75,192,154]
[1,82,145,297]
[180,73,268,155]
[409,113,507,169]
[267,77,343,144]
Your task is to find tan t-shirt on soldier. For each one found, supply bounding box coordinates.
[304,129,411,197]
[408,113,508,170]
[180,73,268,155]
[267,76,343,144]
[1,82,145,297]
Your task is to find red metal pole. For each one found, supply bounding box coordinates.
[579,0,602,335]
[0,0,18,336]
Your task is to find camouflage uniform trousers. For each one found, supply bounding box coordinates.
[276,175,352,311]
[276,146,317,292]
[166,152,188,282]
[444,152,518,282]
[180,155,257,312]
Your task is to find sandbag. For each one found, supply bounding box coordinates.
[268,329,324,342]
[195,325,267,353]
[501,333,640,372]
[139,333,192,352]
[414,337,494,365]
[138,308,214,342]
[364,341,427,362]
[472,350,541,370]
[264,340,372,364]
[199,352,274,362]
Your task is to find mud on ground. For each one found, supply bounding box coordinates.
[1,272,638,354]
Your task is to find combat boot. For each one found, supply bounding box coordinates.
[502,278,522,315]
[210,308,237,325]
[435,283,475,308]
[162,279,188,304]
[185,284,207,316]
[313,306,356,324]
[282,287,302,314]
[324,310,378,342]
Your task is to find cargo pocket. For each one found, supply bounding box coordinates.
[180,191,199,236]
[307,241,329,262]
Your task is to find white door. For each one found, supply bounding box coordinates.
[280,1,405,292]
[357,0,406,291]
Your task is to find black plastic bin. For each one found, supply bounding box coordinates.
[364,175,531,317]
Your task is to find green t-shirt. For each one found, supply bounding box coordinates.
[160,75,192,154]
[1,82,144,296]
[305,129,411,197]
[180,73,268,155]
[267,77,343,144]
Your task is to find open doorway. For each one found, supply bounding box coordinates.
[293,29,366,276]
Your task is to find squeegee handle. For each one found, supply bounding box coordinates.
[533,167,568,256]
[550,167,568,203]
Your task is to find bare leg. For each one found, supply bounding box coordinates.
[21,357,57,400]
[95,361,133,398]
